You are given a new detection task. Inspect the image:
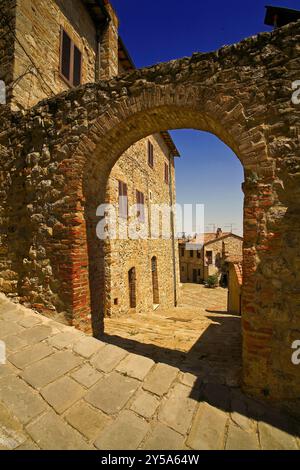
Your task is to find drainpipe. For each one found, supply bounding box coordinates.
[168,153,178,307]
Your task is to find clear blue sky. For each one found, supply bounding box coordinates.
[110,0,299,236]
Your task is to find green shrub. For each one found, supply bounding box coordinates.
[206,274,219,288]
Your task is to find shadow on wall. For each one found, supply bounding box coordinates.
[102,314,300,438]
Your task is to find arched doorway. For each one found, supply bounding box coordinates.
[151,257,159,306]
[7,21,299,402]
[128,267,137,309]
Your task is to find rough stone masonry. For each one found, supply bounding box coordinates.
[0,19,299,407]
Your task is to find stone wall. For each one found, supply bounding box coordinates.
[0,0,178,322]
[222,236,244,260]
[0,0,17,105]
[0,20,299,403]
[9,0,98,110]
[106,134,177,317]
[179,235,243,283]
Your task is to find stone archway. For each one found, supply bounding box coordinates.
[0,20,299,403]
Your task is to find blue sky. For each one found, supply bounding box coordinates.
[110,0,299,236]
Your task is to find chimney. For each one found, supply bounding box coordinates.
[216,228,223,238]
[99,1,119,80]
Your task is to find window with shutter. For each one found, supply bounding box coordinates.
[164,162,169,184]
[60,28,82,87]
[136,190,145,223]
[118,180,128,219]
[148,141,154,168]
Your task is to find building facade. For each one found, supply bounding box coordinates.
[179,230,243,284]
[0,0,180,321]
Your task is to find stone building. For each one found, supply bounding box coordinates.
[179,229,243,284]
[0,0,180,319]
[225,255,243,315]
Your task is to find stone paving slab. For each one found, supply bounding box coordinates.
[0,402,27,450]
[0,321,24,339]
[116,353,155,380]
[65,401,111,442]
[143,363,179,396]
[41,377,85,414]
[0,376,48,424]
[21,351,83,389]
[73,337,106,358]
[48,331,84,350]
[85,371,140,415]
[18,316,43,329]
[8,343,54,370]
[19,325,54,346]
[4,335,28,352]
[0,362,19,379]
[71,364,102,388]
[225,423,260,450]
[95,410,150,450]
[90,344,128,373]
[158,383,198,435]
[142,423,185,450]
[130,390,160,419]
[26,411,93,450]
[258,421,298,450]
[0,292,299,451]
[187,402,228,450]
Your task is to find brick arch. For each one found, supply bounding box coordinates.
[68,29,299,403]
[1,20,299,404]
[76,98,252,331]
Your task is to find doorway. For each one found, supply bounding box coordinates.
[128,267,137,309]
[151,257,159,306]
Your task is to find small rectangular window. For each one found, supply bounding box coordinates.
[118,180,128,219]
[148,141,154,168]
[181,248,185,257]
[190,251,194,258]
[136,190,145,223]
[164,162,169,184]
[206,251,213,265]
[60,28,82,87]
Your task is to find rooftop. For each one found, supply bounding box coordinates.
[179,232,243,247]
[264,5,300,28]
[81,0,110,24]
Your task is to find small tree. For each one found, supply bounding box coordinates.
[206,274,219,289]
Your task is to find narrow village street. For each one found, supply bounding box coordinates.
[105,284,242,387]
[1,290,299,450]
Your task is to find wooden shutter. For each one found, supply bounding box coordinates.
[148,141,154,168]
[165,162,169,184]
[136,190,145,222]
[73,45,82,86]
[119,181,128,219]
[61,30,71,82]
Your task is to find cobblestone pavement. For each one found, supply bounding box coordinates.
[0,288,299,450]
